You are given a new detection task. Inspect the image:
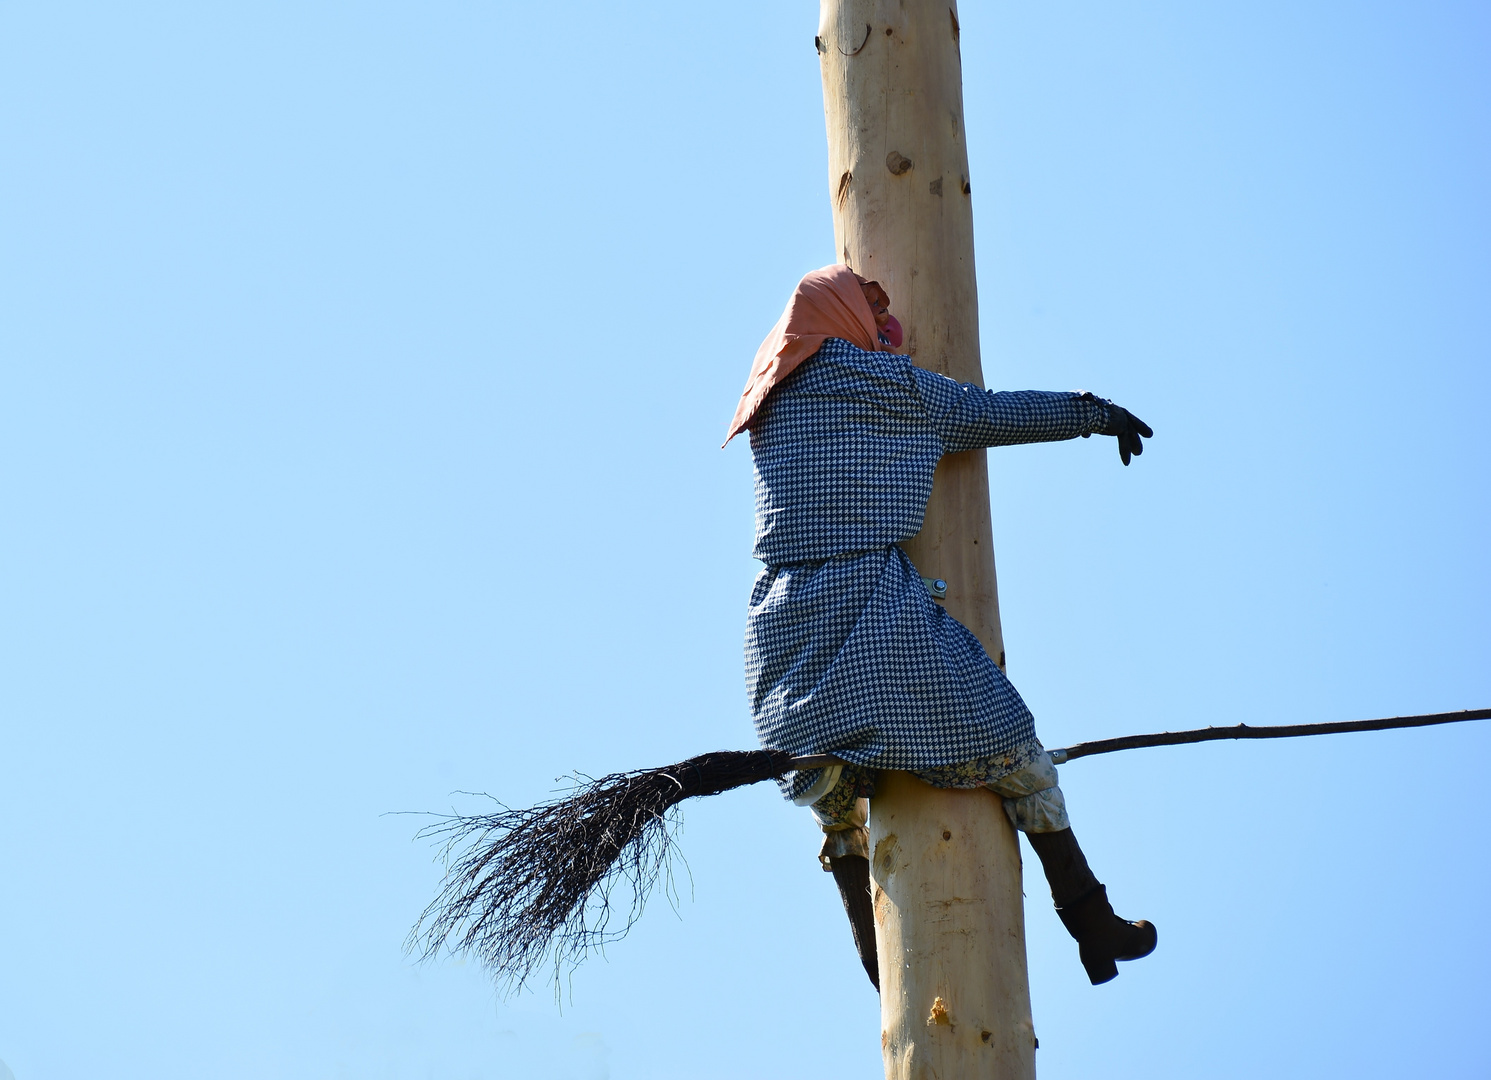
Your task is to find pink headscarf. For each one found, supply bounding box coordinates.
[724,264,891,446]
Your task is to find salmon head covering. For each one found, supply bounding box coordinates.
[723,264,899,446]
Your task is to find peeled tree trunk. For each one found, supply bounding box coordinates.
[817,0,1004,670]
[817,2,1037,1076]
[870,772,1036,1077]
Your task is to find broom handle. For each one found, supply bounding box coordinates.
[786,708,1490,772]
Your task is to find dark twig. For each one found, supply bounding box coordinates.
[1047,708,1491,764]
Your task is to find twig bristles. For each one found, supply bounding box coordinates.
[405,749,794,994]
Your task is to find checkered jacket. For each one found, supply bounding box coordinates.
[743,338,1109,799]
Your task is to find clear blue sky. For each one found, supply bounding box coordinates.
[2,2,1487,1078]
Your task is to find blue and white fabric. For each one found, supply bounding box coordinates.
[743,338,1108,801]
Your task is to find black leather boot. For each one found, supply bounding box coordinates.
[1026,828,1156,985]
[829,855,879,991]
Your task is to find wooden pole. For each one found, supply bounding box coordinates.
[817,2,1036,1076]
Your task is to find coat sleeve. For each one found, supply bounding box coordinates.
[909,365,1109,454]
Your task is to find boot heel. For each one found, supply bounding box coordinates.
[1078,945,1119,986]
[1057,884,1156,985]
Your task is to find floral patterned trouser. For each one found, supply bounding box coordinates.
[812,743,1070,867]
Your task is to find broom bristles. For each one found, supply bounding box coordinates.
[407,749,795,993]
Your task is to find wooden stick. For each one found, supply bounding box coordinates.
[1046,707,1491,764]
[818,2,1035,1076]
[789,709,1490,773]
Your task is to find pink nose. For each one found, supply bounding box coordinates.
[883,314,904,348]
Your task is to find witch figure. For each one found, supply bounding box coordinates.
[726,264,1157,988]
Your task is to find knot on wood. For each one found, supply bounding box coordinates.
[886,151,913,176]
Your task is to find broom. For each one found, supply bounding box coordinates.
[407,708,1488,993]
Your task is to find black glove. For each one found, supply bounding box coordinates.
[1080,393,1153,466]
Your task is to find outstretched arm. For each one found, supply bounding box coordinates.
[911,367,1152,465]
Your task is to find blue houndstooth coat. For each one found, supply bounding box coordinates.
[744,338,1109,800]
